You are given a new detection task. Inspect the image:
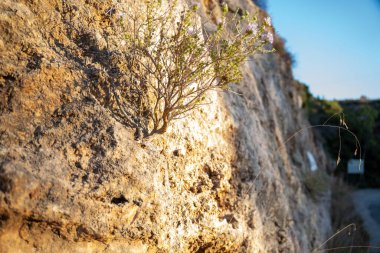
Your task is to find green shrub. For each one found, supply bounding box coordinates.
[115,0,274,136]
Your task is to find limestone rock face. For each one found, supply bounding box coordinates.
[0,0,331,252]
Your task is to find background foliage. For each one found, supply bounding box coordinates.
[297,82,380,187]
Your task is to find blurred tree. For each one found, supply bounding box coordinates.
[339,101,380,186]
[298,81,380,187]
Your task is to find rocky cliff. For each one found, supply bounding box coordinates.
[0,0,332,252]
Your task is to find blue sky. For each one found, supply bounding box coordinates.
[267,0,380,100]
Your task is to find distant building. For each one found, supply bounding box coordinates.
[347,159,364,174]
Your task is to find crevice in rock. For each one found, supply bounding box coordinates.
[111,195,128,205]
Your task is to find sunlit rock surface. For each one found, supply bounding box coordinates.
[0,0,331,252]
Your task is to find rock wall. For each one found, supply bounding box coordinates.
[0,0,331,252]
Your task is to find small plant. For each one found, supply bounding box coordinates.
[303,170,329,199]
[115,0,274,136]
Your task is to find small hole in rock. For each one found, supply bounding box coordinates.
[111,195,129,205]
[133,198,143,207]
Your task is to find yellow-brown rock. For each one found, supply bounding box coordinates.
[0,0,331,252]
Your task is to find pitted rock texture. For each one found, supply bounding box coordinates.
[0,0,331,252]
